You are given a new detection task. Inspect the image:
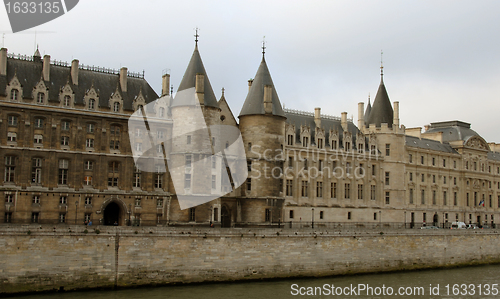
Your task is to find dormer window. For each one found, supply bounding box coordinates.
[159,107,165,117]
[36,92,45,104]
[113,102,120,112]
[63,95,71,107]
[317,138,323,149]
[88,99,95,110]
[10,89,18,101]
[287,134,294,146]
[302,136,308,147]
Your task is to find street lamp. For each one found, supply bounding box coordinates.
[311,208,314,229]
[404,211,407,229]
[75,200,78,225]
[379,210,382,226]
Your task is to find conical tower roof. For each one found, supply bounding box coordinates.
[239,56,285,117]
[172,44,218,108]
[364,96,372,124]
[367,76,393,127]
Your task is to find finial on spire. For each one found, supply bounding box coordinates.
[368,93,371,102]
[221,87,225,96]
[380,50,384,77]
[262,36,266,57]
[194,27,200,45]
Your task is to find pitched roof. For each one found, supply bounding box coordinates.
[239,56,285,117]
[173,44,218,108]
[405,136,458,154]
[364,97,371,124]
[424,121,481,142]
[366,76,393,127]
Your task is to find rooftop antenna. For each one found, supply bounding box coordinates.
[262,36,266,57]
[194,27,199,45]
[380,50,384,77]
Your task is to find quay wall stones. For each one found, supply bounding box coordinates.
[1,225,500,294]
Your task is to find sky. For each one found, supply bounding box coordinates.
[1,0,500,142]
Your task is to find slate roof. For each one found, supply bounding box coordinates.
[487,151,500,162]
[1,55,158,111]
[424,121,481,143]
[285,110,364,149]
[172,44,219,108]
[239,56,285,117]
[366,76,393,127]
[405,135,458,154]
[364,97,371,124]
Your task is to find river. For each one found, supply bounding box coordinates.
[12,264,500,298]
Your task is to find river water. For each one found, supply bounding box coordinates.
[13,264,500,298]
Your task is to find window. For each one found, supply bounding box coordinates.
[385,172,390,185]
[4,156,15,182]
[357,143,363,153]
[113,102,120,112]
[289,210,294,219]
[358,184,363,199]
[287,134,293,146]
[135,198,141,207]
[61,121,70,131]
[32,212,39,223]
[409,172,413,182]
[453,177,457,185]
[133,166,141,188]
[443,159,446,167]
[301,181,308,197]
[110,125,120,150]
[10,89,18,101]
[33,195,40,204]
[185,155,192,169]
[84,175,92,186]
[84,213,92,223]
[370,185,376,200]
[409,154,413,163]
[320,211,324,219]
[346,162,351,174]
[108,162,119,187]
[443,191,447,205]
[467,193,470,206]
[7,115,18,126]
[443,176,447,184]
[85,197,92,205]
[58,159,69,184]
[187,135,192,144]
[265,209,271,222]
[60,196,67,204]
[317,138,323,149]
[372,165,376,176]
[155,165,163,189]
[331,182,337,198]
[385,191,390,204]
[135,143,142,152]
[316,182,323,198]
[5,194,13,203]
[84,161,93,171]
[7,132,16,142]
[385,144,390,156]
[189,208,196,222]
[86,138,94,148]
[345,183,350,199]
[212,175,216,189]
[454,160,457,168]
[303,159,308,170]
[59,213,66,223]
[184,174,191,189]
[157,131,164,139]
[302,136,308,147]
[421,156,424,164]
[409,188,414,204]
[34,118,44,128]
[347,212,351,220]
[63,95,71,107]
[157,198,163,207]
[34,134,43,145]
[432,157,435,166]
[88,98,95,110]
[344,141,351,151]
[421,174,425,182]
[421,189,425,204]
[432,175,436,183]
[32,158,42,184]
[286,180,293,196]
[87,123,95,133]
[159,107,165,117]
[61,136,70,146]
[36,92,44,104]
[432,190,437,205]
[5,212,12,223]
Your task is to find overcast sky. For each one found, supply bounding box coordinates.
[1,0,500,142]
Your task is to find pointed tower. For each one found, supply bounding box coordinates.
[366,63,393,127]
[238,43,285,224]
[364,94,372,125]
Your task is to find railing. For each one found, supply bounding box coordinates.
[6,53,34,61]
[283,108,354,123]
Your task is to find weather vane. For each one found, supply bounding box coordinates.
[262,36,266,56]
[380,50,384,76]
[194,27,199,45]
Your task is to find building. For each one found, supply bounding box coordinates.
[1,41,500,228]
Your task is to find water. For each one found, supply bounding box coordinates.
[12,264,500,298]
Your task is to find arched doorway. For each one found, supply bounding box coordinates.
[103,202,121,226]
[221,205,231,228]
[433,213,439,227]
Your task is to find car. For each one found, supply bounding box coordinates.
[451,221,467,229]
[421,226,440,229]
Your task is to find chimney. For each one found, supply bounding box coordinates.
[0,48,6,76]
[341,112,348,132]
[195,73,204,105]
[263,85,273,114]
[119,67,127,92]
[71,59,79,85]
[358,102,365,129]
[42,55,50,81]
[161,73,170,96]
[248,79,253,92]
[393,101,400,127]
[314,107,321,128]
[424,124,430,132]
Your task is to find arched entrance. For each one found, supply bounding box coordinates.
[103,202,121,226]
[221,205,231,228]
[433,213,439,227]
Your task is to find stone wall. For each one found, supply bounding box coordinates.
[1,225,500,295]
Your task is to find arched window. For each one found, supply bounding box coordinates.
[88,99,96,110]
[113,102,120,112]
[10,89,18,101]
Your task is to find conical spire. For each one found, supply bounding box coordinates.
[366,73,393,127]
[364,94,372,124]
[239,55,285,117]
[172,40,218,108]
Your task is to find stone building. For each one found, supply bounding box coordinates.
[1,41,500,227]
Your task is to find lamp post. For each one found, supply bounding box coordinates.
[128,203,131,226]
[379,210,382,227]
[404,211,407,229]
[75,200,78,225]
[311,208,314,229]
